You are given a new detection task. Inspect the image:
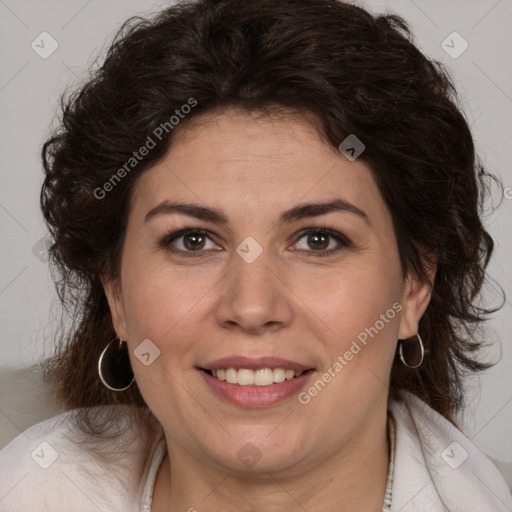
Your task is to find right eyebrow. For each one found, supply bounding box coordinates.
[144,201,229,225]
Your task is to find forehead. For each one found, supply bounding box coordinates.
[129,110,386,225]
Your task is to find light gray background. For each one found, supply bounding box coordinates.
[1,0,511,460]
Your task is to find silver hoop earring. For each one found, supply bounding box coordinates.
[98,338,134,391]
[398,333,425,369]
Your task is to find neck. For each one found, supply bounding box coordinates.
[152,411,390,512]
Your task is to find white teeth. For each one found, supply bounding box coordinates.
[208,367,306,386]
[273,368,286,383]
[225,368,238,384]
[254,368,274,386]
[238,369,254,386]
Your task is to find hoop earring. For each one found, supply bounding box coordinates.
[98,338,134,391]
[398,333,425,369]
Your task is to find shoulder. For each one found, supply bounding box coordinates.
[388,391,512,511]
[0,405,162,512]
[488,456,512,494]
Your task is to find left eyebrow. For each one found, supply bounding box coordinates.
[143,198,370,227]
[276,199,371,227]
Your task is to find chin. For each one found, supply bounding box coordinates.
[203,435,307,475]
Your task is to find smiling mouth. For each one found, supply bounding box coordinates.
[201,367,314,387]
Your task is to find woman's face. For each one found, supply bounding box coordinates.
[104,109,432,474]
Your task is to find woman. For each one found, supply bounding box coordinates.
[0,0,510,510]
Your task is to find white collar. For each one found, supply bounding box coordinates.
[388,391,512,511]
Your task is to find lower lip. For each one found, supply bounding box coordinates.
[200,370,314,407]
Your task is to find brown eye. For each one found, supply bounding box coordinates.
[160,228,220,257]
[293,228,351,257]
[306,232,330,251]
[182,232,207,251]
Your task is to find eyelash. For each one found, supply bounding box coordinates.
[158,223,352,259]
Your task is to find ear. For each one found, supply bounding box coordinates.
[398,266,436,339]
[101,274,129,340]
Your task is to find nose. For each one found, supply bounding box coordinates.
[214,252,294,335]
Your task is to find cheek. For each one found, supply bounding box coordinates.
[119,243,212,339]
[118,258,210,412]
[302,261,401,331]
[118,254,224,404]
[304,260,402,379]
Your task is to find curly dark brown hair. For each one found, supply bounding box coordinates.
[40,0,501,435]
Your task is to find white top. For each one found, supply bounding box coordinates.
[0,391,510,511]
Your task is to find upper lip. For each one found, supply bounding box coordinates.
[201,356,314,373]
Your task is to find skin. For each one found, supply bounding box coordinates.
[102,109,434,512]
